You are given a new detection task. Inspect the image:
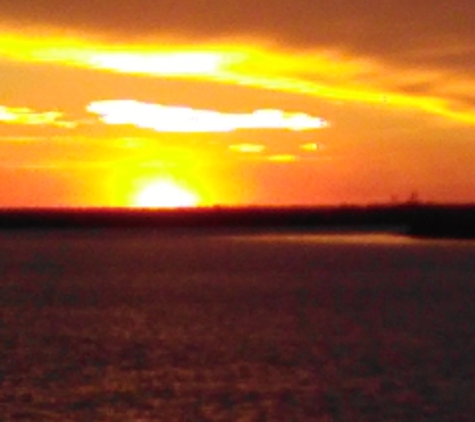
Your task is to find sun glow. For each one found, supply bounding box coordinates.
[134,180,200,208]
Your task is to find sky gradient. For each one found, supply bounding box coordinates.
[1,1,474,207]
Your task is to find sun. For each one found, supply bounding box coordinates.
[134,180,200,208]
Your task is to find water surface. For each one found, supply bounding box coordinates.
[0,230,474,421]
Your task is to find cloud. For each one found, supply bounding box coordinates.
[0,105,76,127]
[2,30,475,126]
[229,144,266,153]
[87,100,328,132]
[300,143,318,152]
[267,154,297,163]
[1,1,475,126]
[1,1,473,57]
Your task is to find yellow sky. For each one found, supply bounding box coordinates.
[1,2,475,206]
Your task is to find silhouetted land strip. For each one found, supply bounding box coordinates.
[0,204,474,237]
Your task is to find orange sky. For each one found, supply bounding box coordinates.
[1,1,475,207]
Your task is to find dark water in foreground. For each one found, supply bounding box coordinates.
[0,230,474,421]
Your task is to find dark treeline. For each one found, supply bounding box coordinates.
[0,204,475,238]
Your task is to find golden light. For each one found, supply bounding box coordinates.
[134,180,200,208]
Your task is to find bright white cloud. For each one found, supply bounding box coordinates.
[87,100,329,133]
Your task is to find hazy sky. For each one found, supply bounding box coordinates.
[1,1,474,207]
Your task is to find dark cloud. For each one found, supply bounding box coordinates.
[1,0,473,59]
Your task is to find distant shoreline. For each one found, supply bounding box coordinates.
[0,204,474,238]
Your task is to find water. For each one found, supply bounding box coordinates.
[0,229,474,421]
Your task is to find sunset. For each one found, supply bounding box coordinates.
[1,1,475,207]
[133,179,200,208]
[1,3,475,421]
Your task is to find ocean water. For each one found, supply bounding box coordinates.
[0,229,474,421]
